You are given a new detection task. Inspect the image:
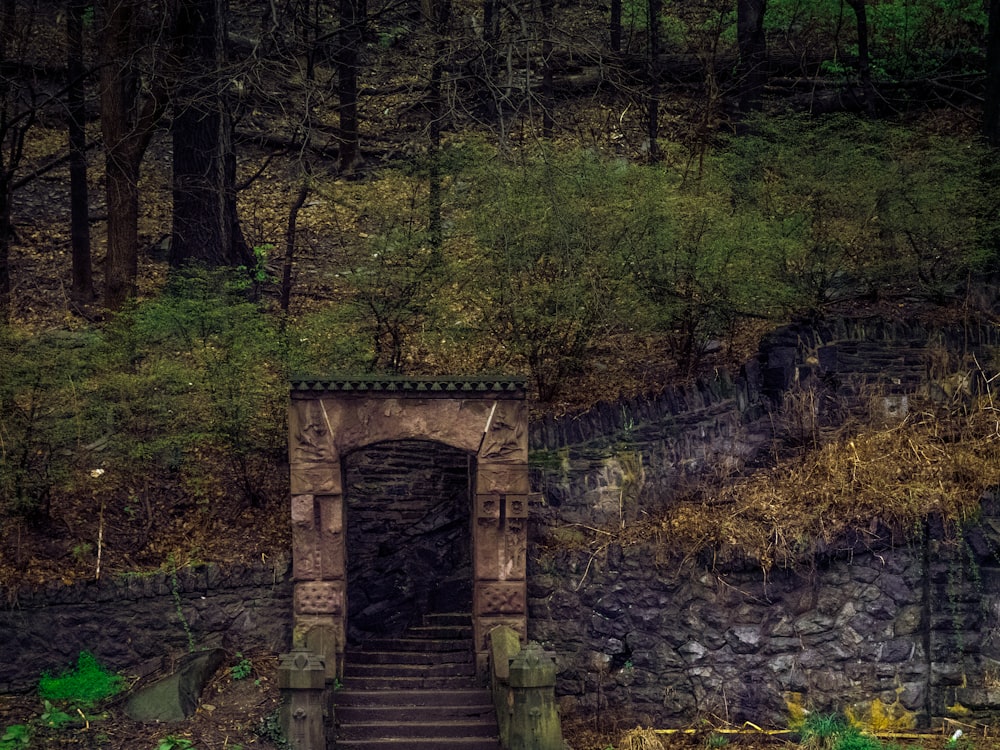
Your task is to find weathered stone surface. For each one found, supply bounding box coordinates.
[125,649,225,723]
[0,561,291,693]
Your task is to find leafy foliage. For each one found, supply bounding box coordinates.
[37,651,125,705]
[722,114,995,308]
[463,149,642,399]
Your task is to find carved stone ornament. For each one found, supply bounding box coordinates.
[295,582,345,615]
[479,401,527,461]
[476,581,527,616]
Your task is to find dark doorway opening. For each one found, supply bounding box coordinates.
[343,439,473,645]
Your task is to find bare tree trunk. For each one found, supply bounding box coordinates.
[481,0,500,122]
[67,0,92,302]
[98,0,162,310]
[169,0,248,267]
[541,0,554,138]
[985,0,1000,145]
[646,0,661,161]
[337,0,364,175]
[281,180,309,312]
[609,0,621,52]
[737,0,767,113]
[426,0,450,250]
[0,0,13,321]
[844,0,876,117]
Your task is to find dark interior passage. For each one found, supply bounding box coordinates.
[343,439,472,644]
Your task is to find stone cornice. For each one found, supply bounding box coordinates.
[290,375,527,398]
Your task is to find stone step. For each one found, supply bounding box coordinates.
[406,625,474,639]
[422,612,473,627]
[338,718,498,741]
[361,637,470,653]
[336,702,493,723]
[344,661,476,679]
[336,688,492,708]
[346,649,473,666]
[342,674,480,691]
[334,738,502,750]
[334,613,496,748]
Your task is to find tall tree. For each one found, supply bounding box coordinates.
[98,0,165,309]
[425,0,451,249]
[737,0,767,113]
[0,0,37,321]
[337,0,364,175]
[646,0,661,161]
[540,0,554,138]
[844,0,876,117]
[67,0,93,302]
[609,0,622,52]
[168,0,249,267]
[986,0,1000,145]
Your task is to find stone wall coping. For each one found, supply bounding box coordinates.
[290,376,526,398]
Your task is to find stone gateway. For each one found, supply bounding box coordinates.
[287,376,530,677]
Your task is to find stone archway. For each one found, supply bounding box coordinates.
[288,377,528,678]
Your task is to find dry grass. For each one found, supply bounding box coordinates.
[620,387,1000,571]
[618,727,668,750]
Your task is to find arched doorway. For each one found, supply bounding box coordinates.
[343,439,473,643]
[287,377,528,678]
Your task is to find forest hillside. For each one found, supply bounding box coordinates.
[1,0,999,589]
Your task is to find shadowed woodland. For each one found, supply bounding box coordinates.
[2,2,1000,748]
[0,0,999,615]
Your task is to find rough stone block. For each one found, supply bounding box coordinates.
[474,518,527,581]
[475,493,529,520]
[293,616,344,680]
[294,581,344,615]
[292,523,321,581]
[476,615,526,651]
[477,461,530,495]
[476,581,527,616]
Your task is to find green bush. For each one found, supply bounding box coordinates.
[37,651,125,705]
[0,326,106,521]
[99,268,290,507]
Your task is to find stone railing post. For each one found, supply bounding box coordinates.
[489,626,562,750]
[278,648,327,750]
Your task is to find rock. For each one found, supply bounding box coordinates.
[125,649,225,722]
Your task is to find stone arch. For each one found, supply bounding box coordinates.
[288,377,529,678]
[342,438,474,642]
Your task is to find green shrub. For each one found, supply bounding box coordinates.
[800,714,848,750]
[0,724,31,750]
[37,651,125,705]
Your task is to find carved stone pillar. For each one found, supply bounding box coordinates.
[288,377,529,680]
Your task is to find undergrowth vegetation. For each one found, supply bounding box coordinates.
[1,113,998,584]
[572,379,1000,571]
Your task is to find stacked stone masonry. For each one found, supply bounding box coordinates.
[4,318,1000,728]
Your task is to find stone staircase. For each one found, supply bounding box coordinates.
[334,613,501,749]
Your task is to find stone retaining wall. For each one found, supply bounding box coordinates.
[526,501,1000,728]
[0,559,292,693]
[3,315,999,728]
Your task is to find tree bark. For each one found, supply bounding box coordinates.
[98,0,162,310]
[67,0,92,302]
[337,0,364,175]
[169,0,248,267]
[541,0,554,138]
[844,0,876,117]
[0,0,15,321]
[646,0,661,161]
[737,0,767,113]
[985,0,1000,145]
[609,0,622,52]
[426,0,450,250]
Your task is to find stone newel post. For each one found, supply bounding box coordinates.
[278,649,327,750]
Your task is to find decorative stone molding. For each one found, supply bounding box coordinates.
[288,376,529,677]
